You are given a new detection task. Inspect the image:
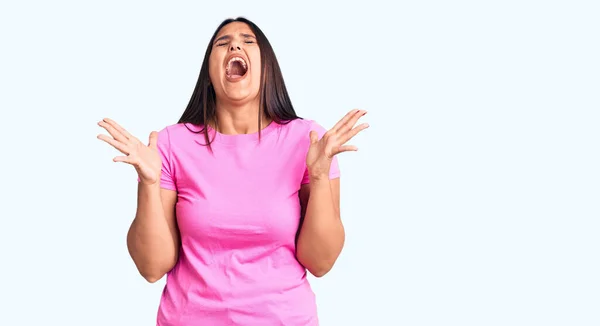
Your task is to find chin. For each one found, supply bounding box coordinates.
[213,53,262,104]
[221,79,259,102]
[222,88,257,102]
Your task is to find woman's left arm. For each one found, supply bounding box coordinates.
[297,177,343,277]
[296,109,368,277]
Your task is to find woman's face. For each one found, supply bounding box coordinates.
[209,22,262,105]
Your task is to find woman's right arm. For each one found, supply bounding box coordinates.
[127,183,179,283]
[97,118,179,283]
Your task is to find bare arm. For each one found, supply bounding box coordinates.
[297,177,344,277]
[97,118,179,283]
[295,109,368,277]
[127,183,179,283]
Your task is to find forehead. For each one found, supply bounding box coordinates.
[216,22,255,38]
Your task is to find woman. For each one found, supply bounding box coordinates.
[97,17,368,325]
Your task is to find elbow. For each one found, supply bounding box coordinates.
[298,254,336,278]
[140,268,166,283]
[296,228,345,278]
[135,259,176,283]
[134,259,176,283]
[296,243,344,278]
[308,265,332,278]
[127,238,178,284]
[139,258,178,283]
[142,272,164,283]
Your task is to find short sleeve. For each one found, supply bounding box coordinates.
[301,121,341,184]
[137,127,177,191]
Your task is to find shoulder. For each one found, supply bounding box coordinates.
[154,123,206,154]
[279,118,328,137]
[157,123,203,141]
[159,122,202,136]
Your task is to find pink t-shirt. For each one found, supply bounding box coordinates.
[152,118,339,325]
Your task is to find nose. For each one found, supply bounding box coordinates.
[229,44,241,52]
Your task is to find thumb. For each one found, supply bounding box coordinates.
[148,131,158,148]
[309,130,319,144]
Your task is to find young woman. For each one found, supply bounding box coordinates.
[97,17,368,325]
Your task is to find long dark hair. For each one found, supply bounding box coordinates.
[178,17,300,146]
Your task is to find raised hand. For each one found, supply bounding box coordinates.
[97,118,162,186]
[306,109,369,180]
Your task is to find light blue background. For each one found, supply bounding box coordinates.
[1,1,598,325]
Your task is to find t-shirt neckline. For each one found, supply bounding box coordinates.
[205,120,279,146]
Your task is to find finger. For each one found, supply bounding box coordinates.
[113,156,135,164]
[331,109,361,132]
[338,110,367,134]
[347,110,367,130]
[338,122,369,144]
[102,118,134,140]
[97,134,130,154]
[148,131,159,148]
[98,120,128,143]
[333,145,359,155]
[309,130,319,144]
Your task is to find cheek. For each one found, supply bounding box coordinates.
[208,54,222,79]
[251,56,262,84]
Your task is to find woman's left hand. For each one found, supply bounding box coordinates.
[306,109,369,180]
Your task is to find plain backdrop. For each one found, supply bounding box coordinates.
[1,1,599,325]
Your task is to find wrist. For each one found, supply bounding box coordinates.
[140,179,161,190]
[309,172,330,182]
[307,158,332,182]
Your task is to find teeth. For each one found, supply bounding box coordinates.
[226,56,247,71]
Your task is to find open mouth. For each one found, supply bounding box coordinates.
[225,56,248,80]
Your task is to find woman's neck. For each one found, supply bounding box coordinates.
[213,99,271,135]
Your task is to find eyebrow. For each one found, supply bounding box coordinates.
[214,33,256,44]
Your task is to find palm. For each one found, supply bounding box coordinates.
[306,132,340,166]
[306,109,369,177]
[129,141,162,184]
[97,118,162,185]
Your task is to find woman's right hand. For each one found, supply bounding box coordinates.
[97,118,162,186]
